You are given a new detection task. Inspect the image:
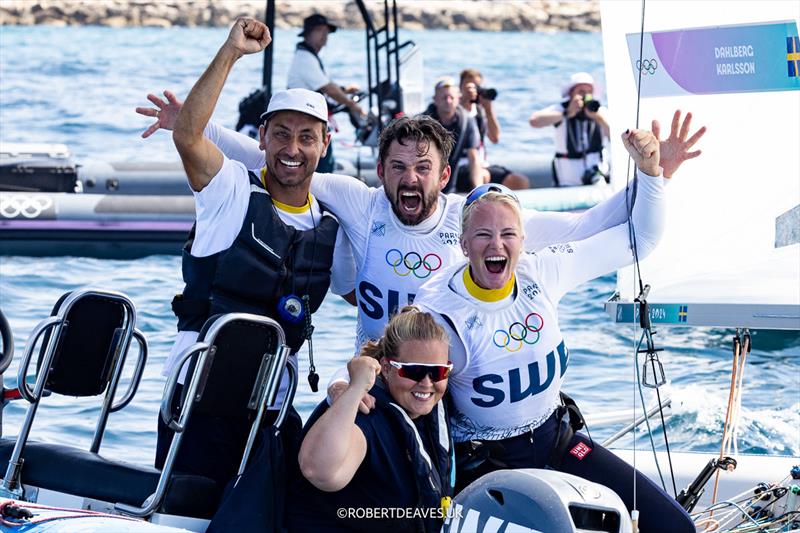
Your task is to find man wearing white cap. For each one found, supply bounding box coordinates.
[159,17,355,487]
[529,72,611,187]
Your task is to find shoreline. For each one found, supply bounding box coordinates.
[0,1,600,32]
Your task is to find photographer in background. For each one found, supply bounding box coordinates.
[457,69,529,190]
[529,72,610,187]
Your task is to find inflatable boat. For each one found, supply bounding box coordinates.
[0,142,612,259]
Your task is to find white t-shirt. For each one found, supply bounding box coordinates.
[287,47,330,93]
[164,155,356,409]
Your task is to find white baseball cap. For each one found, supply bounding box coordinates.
[561,72,595,98]
[260,88,328,125]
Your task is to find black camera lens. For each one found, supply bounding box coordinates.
[585,99,601,112]
[477,87,498,101]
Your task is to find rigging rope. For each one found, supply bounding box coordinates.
[628,1,648,522]
[627,0,683,524]
[712,330,750,508]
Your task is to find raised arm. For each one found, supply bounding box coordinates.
[523,110,704,251]
[544,126,667,301]
[204,121,264,170]
[529,104,568,128]
[481,98,501,144]
[657,110,705,178]
[299,356,379,492]
[466,147,483,190]
[173,18,270,192]
[137,91,267,172]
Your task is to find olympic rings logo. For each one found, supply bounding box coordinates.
[493,312,545,352]
[0,195,54,219]
[636,59,658,75]
[385,249,442,278]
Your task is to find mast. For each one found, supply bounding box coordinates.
[262,0,275,98]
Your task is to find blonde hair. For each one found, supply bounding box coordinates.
[460,192,524,235]
[459,68,482,86]
[434,76,457,92]
[360,306,449,361]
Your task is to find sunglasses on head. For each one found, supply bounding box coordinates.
[464,183,519,209]
[388,360,453,383]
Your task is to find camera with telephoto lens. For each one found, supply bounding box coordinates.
[476,86,498,101]
[583,95,601,112]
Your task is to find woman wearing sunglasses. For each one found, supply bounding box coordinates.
[414,126,696,532]
[287,306,454,532]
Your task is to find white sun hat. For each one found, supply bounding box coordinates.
[561,72,595,98]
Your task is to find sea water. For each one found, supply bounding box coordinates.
[0,25,797,466]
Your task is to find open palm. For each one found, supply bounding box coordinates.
[657,110,706,178]
[135,90,182,138]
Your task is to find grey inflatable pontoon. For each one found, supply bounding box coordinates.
[1,143,612,259]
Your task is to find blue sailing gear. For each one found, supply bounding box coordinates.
[286,383,453,532]
[171,171,339,352]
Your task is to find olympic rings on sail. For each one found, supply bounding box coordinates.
[493,312,545,352]
[385,249,442,278]
[636,58,658,75]
[0,196,54,219]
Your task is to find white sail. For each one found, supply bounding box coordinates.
[601,0,800,329]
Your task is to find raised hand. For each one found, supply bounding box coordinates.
[225,17,271,57]
[328,380,376,414]
[135,90,183,138]
[565,93,583,119]
[622,126,660,177]
[347,356,381,394]
[657,110,706,178]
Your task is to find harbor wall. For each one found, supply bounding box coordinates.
[0,1,601,32]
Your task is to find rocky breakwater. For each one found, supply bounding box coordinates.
[0,1,600,32]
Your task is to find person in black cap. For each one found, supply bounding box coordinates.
[288,13,366,173]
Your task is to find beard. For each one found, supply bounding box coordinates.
[387,184,439,226]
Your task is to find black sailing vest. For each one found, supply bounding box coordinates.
[474,104,488,146]
[423,103,470,175]
[172,171,339,352]
[287,383,454,533]
[556,100,604,159]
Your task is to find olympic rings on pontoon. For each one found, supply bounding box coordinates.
[0,196,54,219]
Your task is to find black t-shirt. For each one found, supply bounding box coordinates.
[286,399,431,533]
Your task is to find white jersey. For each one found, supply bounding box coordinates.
[203,122,656,354]
[355,191,463,346]
[416,260,566,441]
[416,169,666,442]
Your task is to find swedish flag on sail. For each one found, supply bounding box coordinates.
[678,305,689,323]
[788,36,800,77]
